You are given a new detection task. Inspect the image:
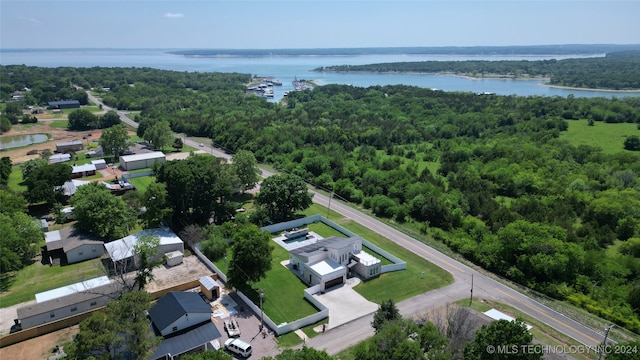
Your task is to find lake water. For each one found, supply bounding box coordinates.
[0,133,48,150]
[2,48,640,102]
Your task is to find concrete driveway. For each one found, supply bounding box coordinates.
[312,278,379,330]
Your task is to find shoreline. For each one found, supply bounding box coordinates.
[316,69,640,93]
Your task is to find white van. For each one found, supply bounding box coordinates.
[224,338,252,357]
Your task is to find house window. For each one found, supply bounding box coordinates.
[50,312,55,318]
[92,246,97,252]
[78,250,83,255]
[71,307,77,312]
[172,326,178,332]
[90,301,97,306]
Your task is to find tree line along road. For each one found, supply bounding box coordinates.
[87,92,611,353]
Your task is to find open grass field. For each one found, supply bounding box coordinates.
[48,120,69,129]
[0,258,105,308]
[561,120,638,154]
[7,167,26,193]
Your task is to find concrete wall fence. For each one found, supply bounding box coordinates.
[191,215,405,336]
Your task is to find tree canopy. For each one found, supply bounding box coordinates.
[99,123,131,160]
[70,182,137,240]
[464,319,541,360]
[255,174,314,222]
[227,224,273,289]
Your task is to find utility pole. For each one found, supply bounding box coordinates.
[597,325,613,360]
[469,273,474,306]
[259,290,264,330]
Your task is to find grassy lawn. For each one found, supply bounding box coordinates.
[245,245,319,324]
[213,245,318,324]
[561,120,639,154]
[0,258,105,308]
[128,176,155,192]
[7,167,26,192]
[49,120,69,128]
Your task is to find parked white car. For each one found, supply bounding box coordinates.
[224,338,252,357]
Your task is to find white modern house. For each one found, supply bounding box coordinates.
[119,151,166,171]
[289,236,382,292]
[104,227,184,270]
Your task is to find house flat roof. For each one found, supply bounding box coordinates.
[309,258,344,277]
[35,276,110,303]
[120,151,165,163]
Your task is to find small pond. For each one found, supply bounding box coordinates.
[0,133,49,150]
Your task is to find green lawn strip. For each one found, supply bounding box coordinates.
[362,245,393,265]
[8,168,26,192]
[561,120,638,154]
[127,176,155,192]
[276,331,302,348]
[458,298,597,360]
[0,258,105,307]
[333,218,452,303]
[49,120,69,128]
[300,318,328,339]
[306,222,347,238]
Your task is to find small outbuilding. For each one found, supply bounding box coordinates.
[199,275,221,301]
[119,151,166,171]
[104,227,184,270]
[49,153,71,164]
[56,140,83,153]
[90,159,107,170]
[44,225,104,265]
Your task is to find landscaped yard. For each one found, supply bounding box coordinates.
[0,258,105,308]
[127,175,155,192]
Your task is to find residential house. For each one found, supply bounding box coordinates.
[289,236,382,292]
[71,163,96,178]
[104,227,184,271]
[148,292,222,360]
[16,276,126,330]
[44,226,105,265]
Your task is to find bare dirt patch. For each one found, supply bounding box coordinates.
[1,118,103,165]
[0,325,78,360]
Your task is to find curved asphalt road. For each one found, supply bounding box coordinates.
[88,92,608,353]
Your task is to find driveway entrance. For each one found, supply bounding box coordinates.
[312,278,379,330]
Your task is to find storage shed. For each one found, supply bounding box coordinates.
[119,151,166,171]
[199,275,221,301]
[165,250,184,267]
[49,153,71,164]
[56,140,83,153]
[48,100,80,109]
[91,159,107,170]
[72,163,96,178]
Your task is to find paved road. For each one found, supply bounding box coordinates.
[88,92,608,353]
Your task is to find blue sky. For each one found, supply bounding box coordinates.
[1,1,639,49]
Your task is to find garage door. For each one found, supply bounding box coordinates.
[325,276,344,289]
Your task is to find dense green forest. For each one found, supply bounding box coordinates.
[314,51,640,90]
[2,65,640,333]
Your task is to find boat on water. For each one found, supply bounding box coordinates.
[292,76,310,91]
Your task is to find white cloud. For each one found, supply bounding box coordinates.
[18,16,40,24]
[164,12,184,19]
